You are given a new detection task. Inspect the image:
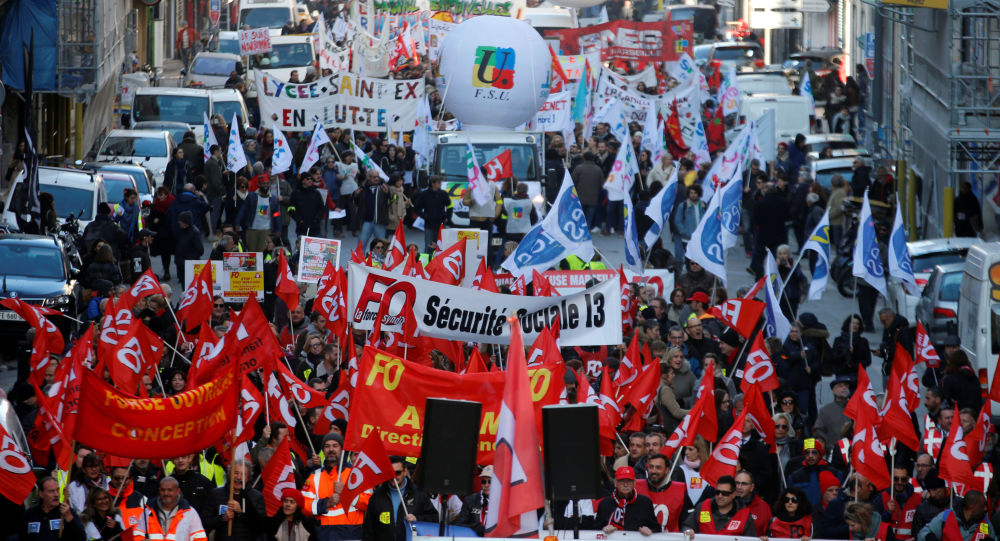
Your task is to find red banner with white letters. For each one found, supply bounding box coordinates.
[546,20,693,62]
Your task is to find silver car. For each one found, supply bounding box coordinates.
[887,237,983,322]
[182,52,241,89]
[914,263,965,344]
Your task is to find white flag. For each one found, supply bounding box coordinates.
[202,112,219,163]
[643,165,678,247]
[800,209,831,301]
[271,123,293,175]
[464,135,493,206]
[764,249,792,338]
[800,72,816,113]
[623,194,642,275]
[225,113,247,173]
[300,118,332,174]
[888,203,920,296]
[701,120,755,202]
[685,189,728,286]
[606,137,638,202]
[351,138,389,181]
[852,190,887,297]
[719,67,740,117]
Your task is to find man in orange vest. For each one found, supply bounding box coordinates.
[133,477,207,541]
[301,433,369,539]
[681,475,756,536]
[109,465,146,541]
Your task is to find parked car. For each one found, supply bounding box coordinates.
[96,129,177,185]
[804,134,863,159]
[182,52,242,89]
[915,263,965,344]
[810,156,871,191]
[727,94,812,145]
[4,166,108,229]
[888,237,983,323]
[695,41,765,73]
[90,163,156,206]
[100,172,140,205]
[783,48,846,84]
[131,121,194,146]
[128,87,213,138]
[0,234,82,340]
[216,31,240,55]
[210,88,252,132]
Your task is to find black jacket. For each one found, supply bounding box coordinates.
[172,468,215,518]
[19,504,87,541]
[850,166,872,197]
[289,186,325,234]
[412,188,451,229]
[82,214,129,261]
[753,191,790,248]
[362,480,439,541]
[454,491,488,536]
[830,332,872,376]
[174,225,204,261]
[594,492,661,532]
[203,485,267,541]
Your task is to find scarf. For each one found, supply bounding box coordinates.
[684,457,701,470]
[609,490,636,530]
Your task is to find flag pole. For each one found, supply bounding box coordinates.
[889,438,897,500]
[396,479,419,535]
[109,458,135,510]
[58,439,76,538]
[665,447,683,480]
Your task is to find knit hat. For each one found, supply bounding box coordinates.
[802,437,825,455]
[281,488,305,509]
[719,330,741,348]
[819,471,840,494]
[322,432,344,447]
[923,470,946,490]
[178,211,193,226]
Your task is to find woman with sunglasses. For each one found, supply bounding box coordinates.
[765,486,812,540]
[830,314,872,377]
[773,412,803,472]
[778,391,811,440]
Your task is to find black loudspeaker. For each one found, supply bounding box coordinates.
[542,404,602,500]
[419,398,482,496]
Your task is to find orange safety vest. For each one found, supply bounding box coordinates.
[302,467,370,525]
[109,483,145,541]
[135,503,207,541]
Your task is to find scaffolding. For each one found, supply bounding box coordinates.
[56,0,126,99]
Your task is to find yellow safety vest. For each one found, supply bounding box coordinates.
[164,454,227,488]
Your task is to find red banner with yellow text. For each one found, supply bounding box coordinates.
[73,369,239,459]
[346,347,565,463]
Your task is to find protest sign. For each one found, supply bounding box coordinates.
[185,253,264,302]
[428,18,456,61]
[346,346,564,462]
[74,369,238,459]
[239,28,272,55]
[255,70,424,133]
[532,91,574,133]
[348,263,622,346]
[546,20,692,62]
[297,236,342,283]
[594,70,654,123]
[558,55,587,81]
[492,269,674,297]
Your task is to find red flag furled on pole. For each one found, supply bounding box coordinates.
[339,433,396,509]
[276,250,300,310]
[262,436,296,516]
[484,318,545,537]
[385,221,407,270]
[473,258,499,293]
[177,262,214,329]
[915,321,941,367]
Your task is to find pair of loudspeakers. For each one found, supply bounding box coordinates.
[419,398,601,500]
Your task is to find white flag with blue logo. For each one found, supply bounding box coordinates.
[800,209,831,300]
[300,118,332,175]
[701,121,754,202]
[718,158,745,250]
[623,193,642,275]
[852,191,887,297]
[271,123,293,175]
[643,165,678,247]
[607,135,638,202]
[888,203,920,296]
[202,112,219,163]
[685,189,728,286]
[764,249,792,338]
[225,113,247,173]
[800,72,816,113]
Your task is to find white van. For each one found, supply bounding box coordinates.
[958,242,1000,405]
[239,0,298,36]
[96,129,177,185]
[736,73,792,97]
[210,89,251,132]
[248,35,316,83]
[129,87,212,142]
[727,94,812,144]
[523,6,577,53]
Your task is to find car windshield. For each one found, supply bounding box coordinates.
[257,43,313,68]
[192,56,237,76]
[43,185,95,220]
[104,177,135,201]
[213,101,244,123]
[715,47,760,61]
[814,167,853,190]
[436,143,537,180]
[132,94,209,125]
[99,136,167,158]
[240,7,291,29]
[0,245,64,279]
[101,168,151,196]
[939,271,962,302]
[668,8,715,35]
[218,38,240,55]
[913,251,966,274]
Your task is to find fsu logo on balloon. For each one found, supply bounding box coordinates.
[472,46,515,99]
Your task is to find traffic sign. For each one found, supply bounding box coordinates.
[209,0,220,26]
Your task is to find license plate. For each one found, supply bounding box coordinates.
[0,311,24,322]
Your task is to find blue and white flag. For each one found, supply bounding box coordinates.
[685,188,728,286]
[888,203,920,296]
[225,113,247,173]
[642,165,678,247]
[764,249,792,338]
[701,120,755,202]
[607,135,638,202]
[300,117,332,174]
[623,194,642,275]
[852,190,887,297]
[271,123,293,175]
[800,72,816,113]
[501,171,594,277]
[351,136,389,181]
[718,158,745,250]
[202,112,219,163]
[801,209,831,300]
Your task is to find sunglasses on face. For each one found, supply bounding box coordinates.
[784,496,798,503]
[775,424,789,430]
[394,469,405,476]
[480,478,491,484]
[716,490,734,496]
[893,477,909,482]
[781,399,794,405]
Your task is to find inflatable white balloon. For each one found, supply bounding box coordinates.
[437,16,552,130]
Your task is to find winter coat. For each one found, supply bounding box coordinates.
[754,191,790,247]
[203,485,267,541]
[595,492,661,532]
[830,332,872,377]
[361,183,390,225]
[149,195,175,257]
[413,188,451,229]
[167,191,210,237]
[164,157,189,194]
[204,156,225,199]
[571,161,605,207]
[387,185,409,227]
[361,480,438,541]
[289,186,325,235]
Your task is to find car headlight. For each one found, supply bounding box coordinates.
[43,295,72,307]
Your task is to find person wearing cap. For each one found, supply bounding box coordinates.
[172,208,204,286]
[302,432,369,539]
[813,468,849,539]
[203,459,266,540]
[595,467,659,535]
[716,330,743,380]
[269,487,318,539]
[681,474,755,536]
[911,470,960,537]
[684,290,722,338]
[455,466,494,535]
[786,437,842,507]
[813,375,852,449]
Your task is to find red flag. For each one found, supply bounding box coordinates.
[621,361,661,432]
[401,247,428,279]
[473,258,499,293]
[709,298,765,339]
[597,367,622,445]
[964,403,992,467]
[743,385,776,453]
[510,275,526,296]
[701,409,747,487]
[276,250,300,310]
[682,360,717,446]
[276,360,328,409]
[262,437,296,516]
[385,221,407,270]
[620,270,636,335]
[743,277,766,300]
[851,418,892,490]
[187,323,222,387]
[177,262,214,328]
[740,333,780,393]
[939,405,978,492]
[351,239,365,264]
[877,367,920,452]
[425,238,467,285]
[915,321,941,367]
[990,351,1000,405]
[613,336,640,389]
[465,346,490,373]
[531,269,555,297]
[109,320,164,394]
[118,268,166,309]
[548,44,569,93]
[234,376,265,446]
[339,434,396,509]
[1,298,64,387]
[0,421,35,504]
[527,325,561,366]
[483,149,514,182]
[706,104,725,154]
[484,318,544,537]
[315,264,348,339]
[844,365,880,426]
[263,370,310,460]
